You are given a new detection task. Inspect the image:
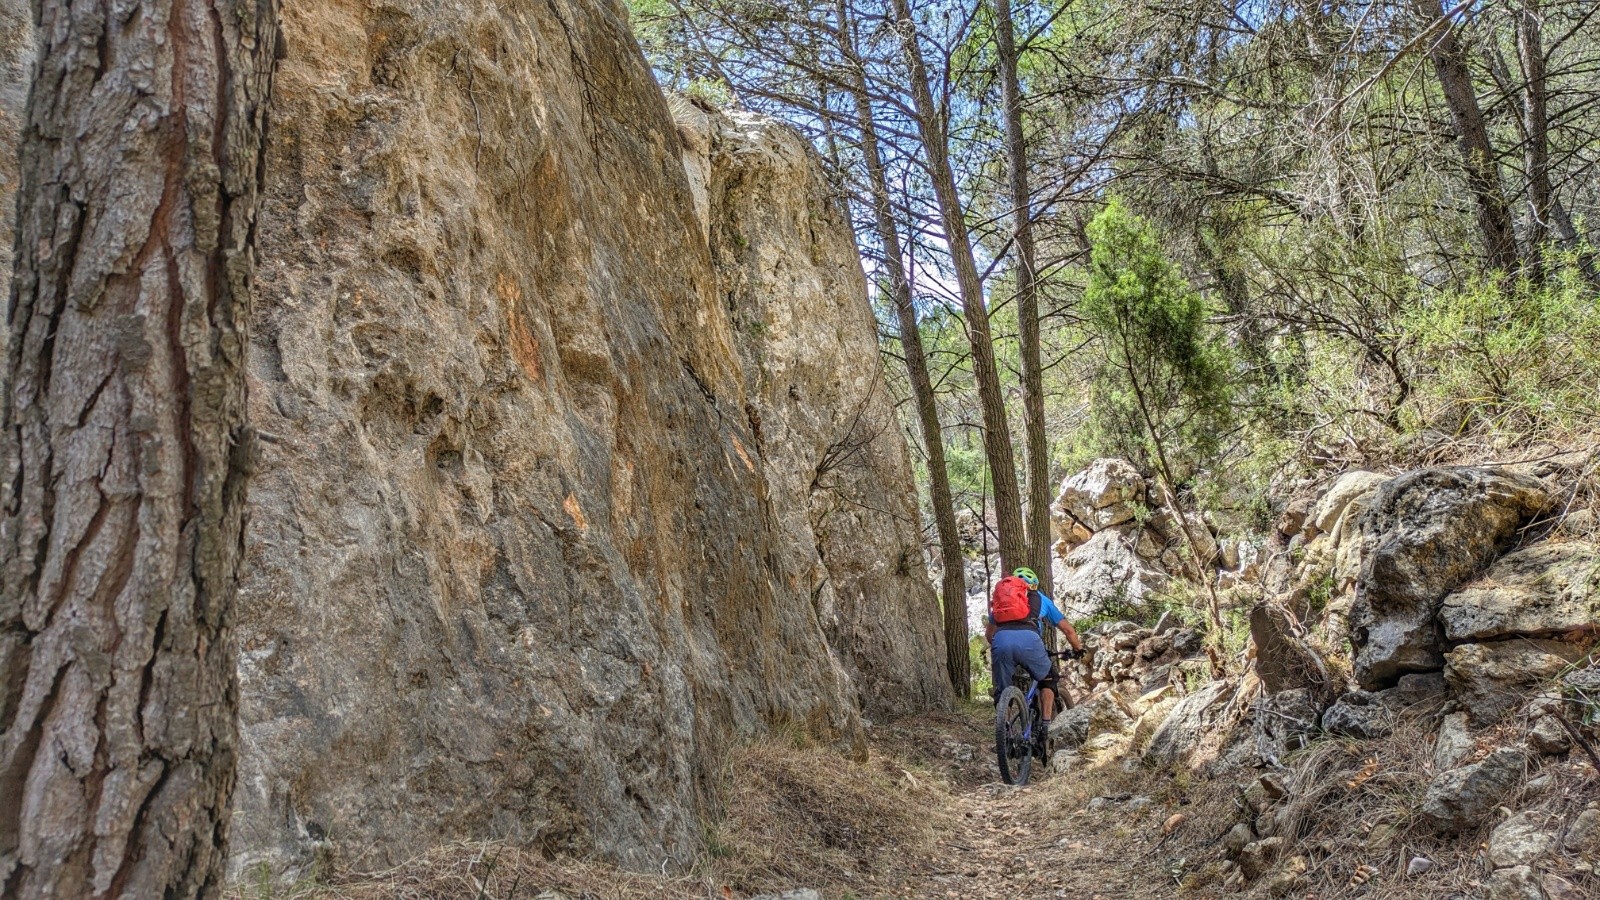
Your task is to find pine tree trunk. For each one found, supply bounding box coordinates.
[1516,0,1551,267]
[0,2,279,897]
[889,0,1027,572]
[1415,0,1521,273]
[993,0,1051,595]
[836,3,969,697]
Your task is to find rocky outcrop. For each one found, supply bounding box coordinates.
[693,107,943,713]
[1053,458,1145,532]
[1053,527,1169,618]
[1143,678,1234,768]
[1350,468,1550,688]
[1440,541,1600,642]
[1260,470,1387,624]
[1319,674,1445,739]
[229,0,944,880]
[1443,640,1587,725]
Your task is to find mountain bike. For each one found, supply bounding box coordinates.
[995,649,1079,786]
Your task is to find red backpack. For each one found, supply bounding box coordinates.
[990,575,1032,624]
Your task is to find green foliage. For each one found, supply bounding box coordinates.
[968,635,994,700]
[1403,253,1600,442]
[1080,199,1235,475]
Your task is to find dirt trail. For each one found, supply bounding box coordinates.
[233,707,1219,900]
[871,709,1214,900]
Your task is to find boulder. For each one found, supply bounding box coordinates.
[1259,857,1308,897]
[1350,468,1551,689]
[1277,496,1314,539]
[1321,691,1393,739]
[1488,811,1557,868]
[1275,473,1389,621]
[1421,747,1525,833]
[1443,640,1587,725]
[1543,874,1586,900]
[1380,671,1450,714]
[1566,664,1600,696]
[1529,716,1570,755]
[1440,541,1600,641]
[1323,673,1449,739]
[1224,822,1255,855]
[1309,470,1389,537]
[1053,458,1146,531]
[1564,805,1600,856]
[1144,679,1234,768]
[1054,527,1170,620]
[1051,692,1134,749]
[1237,837,1284,880]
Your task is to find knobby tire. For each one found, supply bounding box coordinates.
[995,685,1032,785]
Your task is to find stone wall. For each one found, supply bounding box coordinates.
[223,0,943,880]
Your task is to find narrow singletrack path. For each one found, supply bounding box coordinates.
[871,709,1205,900]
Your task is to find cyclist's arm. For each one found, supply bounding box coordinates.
[1040,593,1085,653]
[1058,618,1085,653]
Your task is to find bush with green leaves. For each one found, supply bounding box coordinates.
[1404,253,1600,443]
[1081,198,1235,482]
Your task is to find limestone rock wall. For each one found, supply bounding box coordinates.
[229,0,944,879]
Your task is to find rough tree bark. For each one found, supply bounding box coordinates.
[993,0,1051,596]
[888,0,1027,572]
[835,3,968,696]
[1415,0,1521,273]
[1512,0,1549,260]
[0,1,279,897]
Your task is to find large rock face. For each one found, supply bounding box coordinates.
[1349,468,1549,689]
[229,0,944,879]
[1440,541,1600,642]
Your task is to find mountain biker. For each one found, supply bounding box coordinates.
[986,567,1086,733]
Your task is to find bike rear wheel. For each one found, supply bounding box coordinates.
[995,685,1033,785]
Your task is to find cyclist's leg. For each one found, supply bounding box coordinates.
[1039,658,1061,726]
[991,635,1018,703]
[1011,635,1055,723]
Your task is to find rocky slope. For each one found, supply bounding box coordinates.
[1046,454,1600,897]
[205,0,944,880]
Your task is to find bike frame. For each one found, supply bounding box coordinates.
[1020,680,1042,741]
[1011,648,1074,741]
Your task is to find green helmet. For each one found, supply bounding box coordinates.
[1012,567,1039,588]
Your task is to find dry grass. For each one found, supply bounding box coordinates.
[1215,716,1600,900]
[228,843,722,900]
[708,742,948,894]
[227,735,950,900]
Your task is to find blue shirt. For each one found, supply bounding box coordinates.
[1036,591,1065,635]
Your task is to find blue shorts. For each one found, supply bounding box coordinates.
[992,628,1054,695]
